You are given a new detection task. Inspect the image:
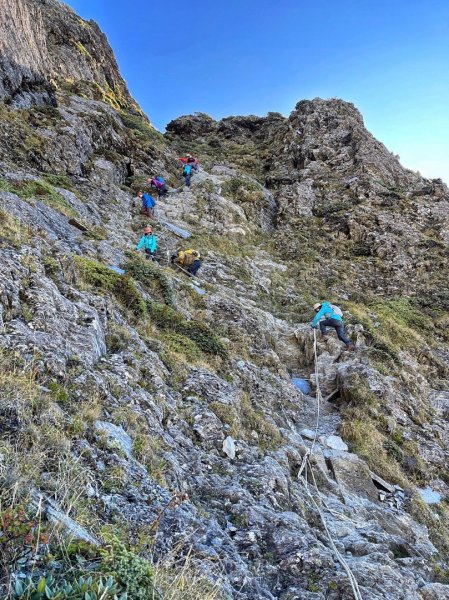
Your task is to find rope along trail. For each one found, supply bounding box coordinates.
[297,329,364,600]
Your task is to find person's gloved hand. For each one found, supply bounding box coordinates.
[311,323,317,329]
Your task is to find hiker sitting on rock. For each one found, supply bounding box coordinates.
[138,190,156,218]
[171,249,202,277]
[136,226,157,261]
[311,302,355,351]
[148,177,169,197]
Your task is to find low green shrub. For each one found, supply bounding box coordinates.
[100,537,158,599]
[383,439,404,462]
[84,225,108,240]
[313,199,355,217]
[222,177,264,203]
[125,255,174,306]
[161,332,204,363]
[0,208,33,248]
[147,302,228,357]
[42,173,76,192]
[13,574,124,600]
[42,255,61,278]
[106,323,134,353]
[340,410,406,485]
[48,381,69,404]
[209,394,282,451]
[132,433,167,485]
[120,112,166,150]
[75,257,146,317]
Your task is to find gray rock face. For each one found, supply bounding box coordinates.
[324,434,348,452]
[31,490,100,546]
[420,584,449,599]
[94,421,133,458]
[329,452,379,501]
[0,0,137,108]
[0,0,51,105]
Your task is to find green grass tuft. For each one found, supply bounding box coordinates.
[0,178,79,219]
[75,257,146,317]
[147,302,228,358]
[125,254,174,306]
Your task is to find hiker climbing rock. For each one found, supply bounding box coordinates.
[138,190,156,218]
[148,177,169,197]
[179,153,198,188]
[136,226,157,261]
[311,302,355,351]
[171,249,202,277]
[179,153,199,166]
[182,164,194,188]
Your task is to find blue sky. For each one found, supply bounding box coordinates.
[67,0,449,182]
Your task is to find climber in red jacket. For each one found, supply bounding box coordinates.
[178,154,199,167]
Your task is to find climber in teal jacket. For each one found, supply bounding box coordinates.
[311,302,354,350]
[136,226,157,260]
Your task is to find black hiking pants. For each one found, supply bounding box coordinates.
[186,259,201,276]
[319,318,351,346]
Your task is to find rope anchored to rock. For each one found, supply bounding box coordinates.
[297,329,364,600]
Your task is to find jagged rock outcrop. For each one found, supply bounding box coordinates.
[0,0,138,110]
[168,99,449,299]
[1,2,449,599]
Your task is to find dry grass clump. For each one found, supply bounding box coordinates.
[0,208,34,248]
[339,412,406,486]
[152,548,225,600]
[210,391,282,451]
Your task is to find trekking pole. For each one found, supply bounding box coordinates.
[173,263,206,286]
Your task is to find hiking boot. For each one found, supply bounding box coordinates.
[320,335,329,342]
[345,343,355,351]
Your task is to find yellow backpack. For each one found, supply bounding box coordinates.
[181,249,200,266]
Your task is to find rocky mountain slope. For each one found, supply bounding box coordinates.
[1,1,449,599]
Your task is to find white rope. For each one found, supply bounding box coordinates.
[297,329,321,478]
[302,460,364,600]
[296,329,364,600]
